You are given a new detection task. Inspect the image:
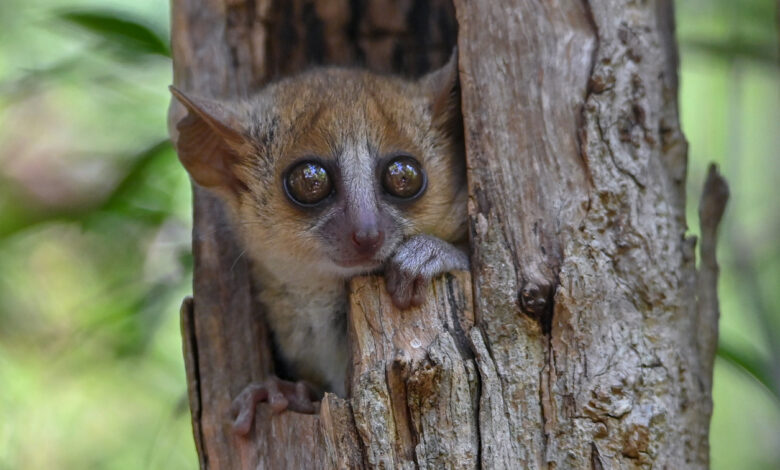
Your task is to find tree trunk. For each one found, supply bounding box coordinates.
[169,1,727,468]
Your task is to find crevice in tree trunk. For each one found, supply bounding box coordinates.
[180,297,208,468]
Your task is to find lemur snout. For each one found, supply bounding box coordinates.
[351,228,384,255]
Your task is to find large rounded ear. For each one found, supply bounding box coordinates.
[418,48,460,131]
[169,86,249,190]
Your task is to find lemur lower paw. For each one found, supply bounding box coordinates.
[230,376,319,436]
[385,235,469,310]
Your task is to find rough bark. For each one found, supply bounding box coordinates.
[455,1,726,467]
[170,1,726,468]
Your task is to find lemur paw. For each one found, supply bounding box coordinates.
[385,235,469,309]
[230,376,319,436]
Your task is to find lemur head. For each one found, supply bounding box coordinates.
[171,53,465,278]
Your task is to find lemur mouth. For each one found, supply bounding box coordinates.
[329,249,387,271]
[330,239,398,272]
[333,257,382,269]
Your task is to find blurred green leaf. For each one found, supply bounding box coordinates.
[718,341,780,403]
[0,140,174,239]
[75,278,182,358]
[0,57,84,106]
[100,140,176,212]
[677,0,779,64]
[682,39,778,64]
[58,10,170,58]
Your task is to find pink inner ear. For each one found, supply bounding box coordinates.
[170,86,245,143]
[170,87,248,191]
[176,109,242,190]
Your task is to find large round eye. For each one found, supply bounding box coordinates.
[382,156,425,199]
[285,161,333,206]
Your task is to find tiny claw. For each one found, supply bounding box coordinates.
[408,276,426,307]
[386,268,399,297]
[265,380,289,414]
[390,278,413,309]
[386,269,430,309]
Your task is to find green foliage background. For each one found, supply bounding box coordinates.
[0,0,777,468]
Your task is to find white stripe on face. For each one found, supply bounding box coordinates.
[339,139,378,232]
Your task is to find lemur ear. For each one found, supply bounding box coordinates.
[419,48,460,129]
[169,86,248,190]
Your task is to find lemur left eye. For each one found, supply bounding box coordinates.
[382,156,425,199]
[285,161,333,206]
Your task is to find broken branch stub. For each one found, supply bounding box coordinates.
[348,272,478,469]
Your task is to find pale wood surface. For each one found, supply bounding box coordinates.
[348,273,477,469]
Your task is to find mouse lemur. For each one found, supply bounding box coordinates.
[171,52,468,435]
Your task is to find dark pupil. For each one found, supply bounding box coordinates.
[287,162,332,205]
[384,157,423,198]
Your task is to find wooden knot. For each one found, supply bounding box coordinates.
[519,281,551,316]
[519,279,555,333]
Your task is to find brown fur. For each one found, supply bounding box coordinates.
[171,56,466,396]
[229,66,466,270]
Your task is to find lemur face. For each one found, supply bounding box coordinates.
[171,55,466,278]
[277,149,427,275]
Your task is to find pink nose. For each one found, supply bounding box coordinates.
[351,229,384,255]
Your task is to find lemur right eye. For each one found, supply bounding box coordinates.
[284,161,333,206]
[383,156,425,199]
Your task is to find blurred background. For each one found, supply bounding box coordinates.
[0,0,777,468]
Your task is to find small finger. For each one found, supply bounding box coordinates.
[265,380,289,414]
[233,406,254,435]
[386,267,398,294]
[232,384,262,413]
[410,277,427,307]
[392,281,412,309]
[289,382,316,413]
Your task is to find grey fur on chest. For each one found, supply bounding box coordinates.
[255,269,349,397]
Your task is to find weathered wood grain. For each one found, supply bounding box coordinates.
[453,1,595,466]
[348,273,477,469]
[453,0,722,467]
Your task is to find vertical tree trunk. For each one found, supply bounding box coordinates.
[170,1,726,468]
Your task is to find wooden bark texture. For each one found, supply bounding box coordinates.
[454,0,725,467]
[348,273,478,469]
[170,0,725,469]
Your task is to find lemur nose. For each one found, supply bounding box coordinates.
[351,229,384,254]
